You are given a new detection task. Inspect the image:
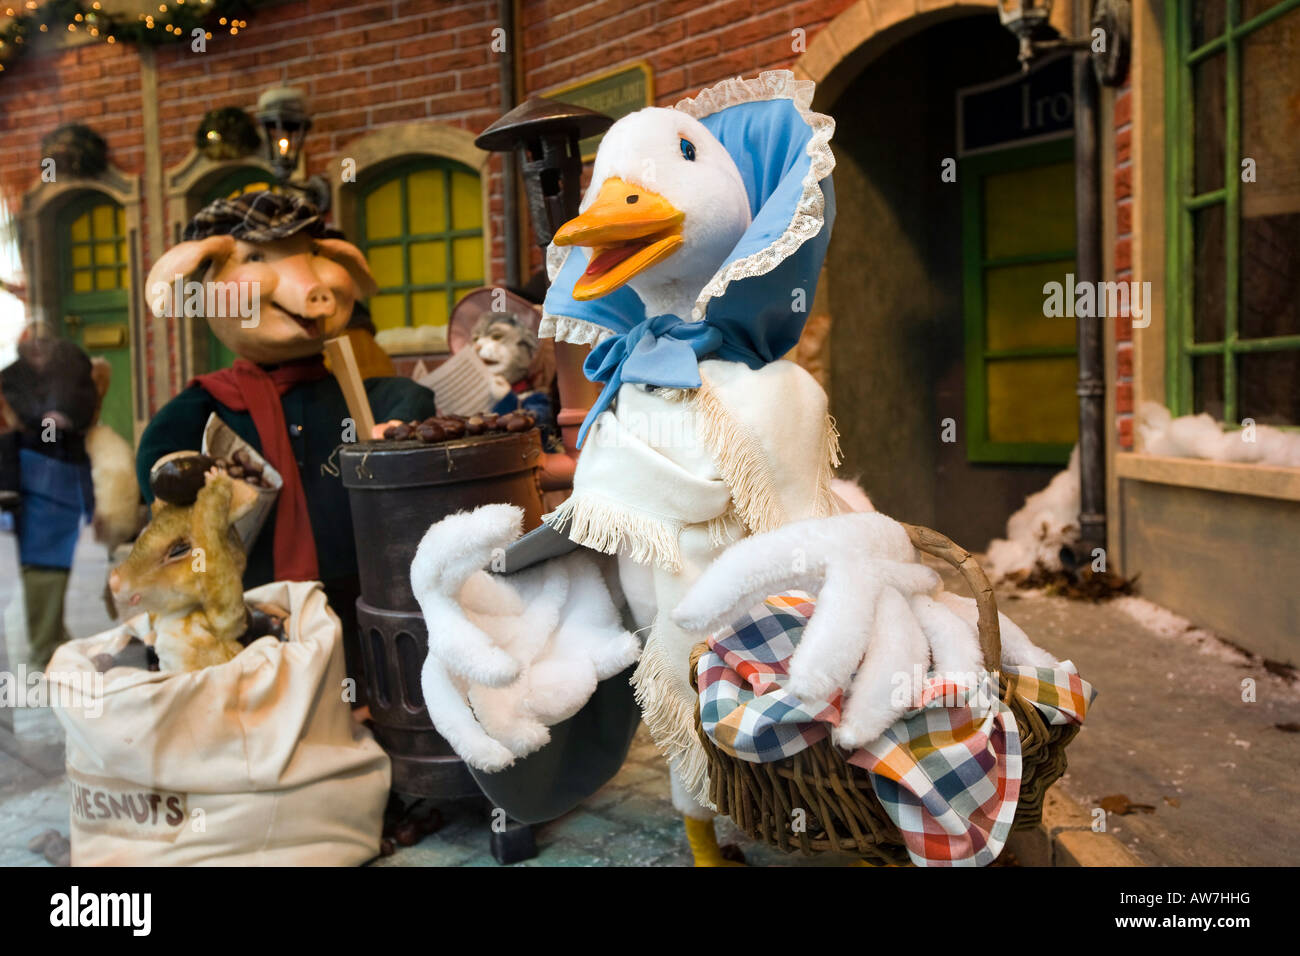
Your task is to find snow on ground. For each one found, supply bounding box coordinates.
[1112,594,1300,697]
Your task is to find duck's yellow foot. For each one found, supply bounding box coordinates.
[684,816,746,867]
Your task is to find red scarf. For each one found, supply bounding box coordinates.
[192,356,330,581]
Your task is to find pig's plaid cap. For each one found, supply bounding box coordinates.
[183,190,343,243]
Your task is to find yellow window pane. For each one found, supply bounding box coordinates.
[450,170,480,230]
[69,213,91,242]
[117,240,127,263]
[410,241,446,285]
[986,357,1079,445]
[92,204,117,238]
[72,270,93,293]
[72,246,92,268]
[984,260,1077,351]
[365,179,403,240]
[95,268,119,290]
[983,161,1075,260]
[365,244,404,289]
[119,267,128,288]
[411,291,449,328]
[407,168,448,234]
[370,294,406,331]
[452,237,483,281]
[115,206,125,234]
[93,241,117,266]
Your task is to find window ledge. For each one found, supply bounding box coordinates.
[1116,452,1300,503]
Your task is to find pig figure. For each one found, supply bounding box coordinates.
[135,192,436,685]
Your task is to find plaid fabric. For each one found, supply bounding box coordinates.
[183,190,342,243]
[697,592,1098,866]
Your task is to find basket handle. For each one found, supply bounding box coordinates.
[902,523,1002,674]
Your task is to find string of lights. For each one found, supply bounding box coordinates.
[0,0,261,75]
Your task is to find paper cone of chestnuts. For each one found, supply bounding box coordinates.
[148,414,282,555]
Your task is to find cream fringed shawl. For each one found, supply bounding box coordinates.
[546,357,840,801]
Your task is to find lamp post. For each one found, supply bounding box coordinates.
[476,96,614,246]
[254,87,332,212]
[476,97,615,455]
[998,1,1130,567]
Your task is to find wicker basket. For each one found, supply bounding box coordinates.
[688,523,1080,866]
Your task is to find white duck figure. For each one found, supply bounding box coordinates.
[414,74,843,866]
[412,73,1050,866]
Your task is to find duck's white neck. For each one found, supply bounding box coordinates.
[633,279,702,322]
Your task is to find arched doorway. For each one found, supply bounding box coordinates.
[810,6,1080,548]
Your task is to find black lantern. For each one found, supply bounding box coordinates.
[254,87,331,210]
[255,87,310,181]
[998,0,1130,85]
[475,97,614,248]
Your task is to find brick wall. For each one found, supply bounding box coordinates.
[519,0,854,103]
[0,40,146,224]
[1113,79,1134,450]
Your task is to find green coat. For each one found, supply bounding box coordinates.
[136,375,436,588]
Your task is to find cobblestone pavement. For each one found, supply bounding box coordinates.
[3,526,1298,866]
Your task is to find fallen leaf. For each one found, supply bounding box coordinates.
[1099,793,1157,815]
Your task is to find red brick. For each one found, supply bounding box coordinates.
[1116,343,1133,379]
[1114,164,1132,200]
[1115,313,1132,343]
[1117,415,1134,449]
[1115,126,1131,164]
[1116,198,1132,236]
[1116,381,1133,414]
[1114,236,1132,272]
[1113,86,1131,128]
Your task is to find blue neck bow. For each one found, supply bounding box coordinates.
[581,314,751,445]
[544,90,836,447]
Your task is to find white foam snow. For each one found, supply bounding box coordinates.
[1137,401,1300,468]
[983,446,1080,580]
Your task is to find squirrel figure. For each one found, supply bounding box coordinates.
[108,463,258,672]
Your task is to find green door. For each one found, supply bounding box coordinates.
[59,197,132,440]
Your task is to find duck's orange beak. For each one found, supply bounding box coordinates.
[553,177,684,300]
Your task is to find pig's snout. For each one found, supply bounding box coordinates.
[301,284,336,319]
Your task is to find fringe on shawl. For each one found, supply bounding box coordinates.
[630,633,715,810]
[692,378,843,533]
[546,493,683,572]
[692,378,785,536]
[814,414,843,517]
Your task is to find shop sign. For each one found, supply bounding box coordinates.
[958,53,1073,157]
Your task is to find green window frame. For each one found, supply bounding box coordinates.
[961,136,1078,465]
[1164,0,1300,424]
[355,156,484,329]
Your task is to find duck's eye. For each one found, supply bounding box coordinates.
[679,138,696,162]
